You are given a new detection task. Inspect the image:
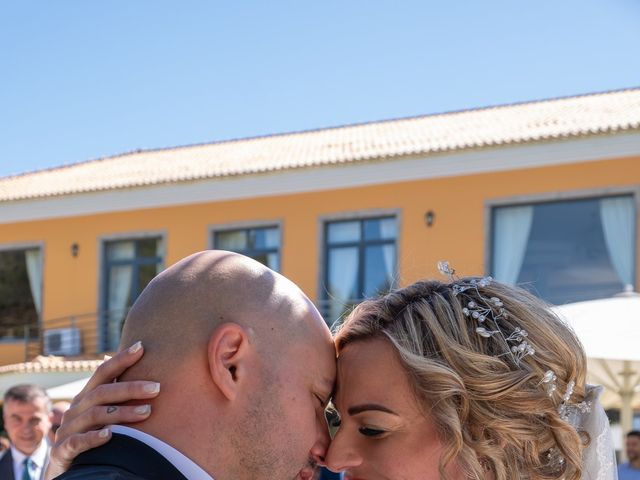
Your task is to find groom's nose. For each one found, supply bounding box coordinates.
[309,409,332,465]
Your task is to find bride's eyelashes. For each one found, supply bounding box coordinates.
[358,426,386,437]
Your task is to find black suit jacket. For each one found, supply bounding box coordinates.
[0,446,50,480]
[0,448,15,480]
[54,433,188,480]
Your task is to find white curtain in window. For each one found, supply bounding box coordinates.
[380,245,396,283]
[379,219,397,281]
[106,242,135,350]
[107,265,133,350]
[329,248,359,320]
[600,197,634,287]
[493,206,534,285]
[25,249,42,317]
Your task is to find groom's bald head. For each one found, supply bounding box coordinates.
[116,250,336,480]
[119,250,325,369]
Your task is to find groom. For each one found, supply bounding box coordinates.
[53,251,337,480]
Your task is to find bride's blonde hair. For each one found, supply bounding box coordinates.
[333,278,588,480]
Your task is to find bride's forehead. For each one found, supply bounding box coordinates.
[338,338,395,361]
[336,340,407,387]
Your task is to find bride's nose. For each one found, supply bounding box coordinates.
[323,428,362,472]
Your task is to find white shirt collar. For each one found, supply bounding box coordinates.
[110,425,214,480]
[11,439,49,479]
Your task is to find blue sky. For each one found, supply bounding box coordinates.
[1,0,639,177]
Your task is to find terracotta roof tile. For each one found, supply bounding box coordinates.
[0,356,103,374]
[2,88,639,201]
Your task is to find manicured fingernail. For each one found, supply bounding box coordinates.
[143,382,160,394]
[99,428,110,438]
[128,341,142,354]
[134,404,151,415]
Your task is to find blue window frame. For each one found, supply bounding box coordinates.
[101,237,163,351]
[214,226,280,272]
[322,216,397,324]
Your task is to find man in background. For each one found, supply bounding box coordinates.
[0,384,52,480]
[619,431,640,479]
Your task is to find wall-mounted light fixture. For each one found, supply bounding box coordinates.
[71,242,79,257]
[425,210,435,227]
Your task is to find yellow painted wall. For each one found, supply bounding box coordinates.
[0,342,27,365]
[0,154,639,364]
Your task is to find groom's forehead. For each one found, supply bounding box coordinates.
[309,348,338,393]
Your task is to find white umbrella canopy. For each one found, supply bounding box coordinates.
[553,291,640,460]
[0,371,92,401]
[46,376,91,401]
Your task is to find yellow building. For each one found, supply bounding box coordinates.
[1,88,639,368]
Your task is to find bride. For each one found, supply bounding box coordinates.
[46,265,617,479]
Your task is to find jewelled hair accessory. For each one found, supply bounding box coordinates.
[540,370,594,471]
[437,261,534,366]
[438,262,607,475]
[540,370,592,427]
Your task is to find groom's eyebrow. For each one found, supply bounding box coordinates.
[348,404,398,416]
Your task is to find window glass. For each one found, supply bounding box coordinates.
[216,231,247,251]
[364,244,396,297]
[259,227,280,249]
[0,249,40,338]
[251,251,280,272]
[328,247,360,300]
[103,237,162,351]
[137,238,160,258]
[327,247,360,323]
[364,217,397,240]
[323,216,397,324]
[138,264,158,295]
[106,241,135,261]
[214,226,281,272]
[492,196,634,305]
[327,221,360,243]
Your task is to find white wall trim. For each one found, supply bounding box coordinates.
[2,132,639,225]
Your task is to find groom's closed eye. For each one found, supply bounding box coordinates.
[358,427,386,437]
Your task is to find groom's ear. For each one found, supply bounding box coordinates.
[207,322,251,401]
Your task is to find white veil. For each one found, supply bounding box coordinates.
[581,385,618,480]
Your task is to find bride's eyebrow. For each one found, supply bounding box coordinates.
[347,404,398,416]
